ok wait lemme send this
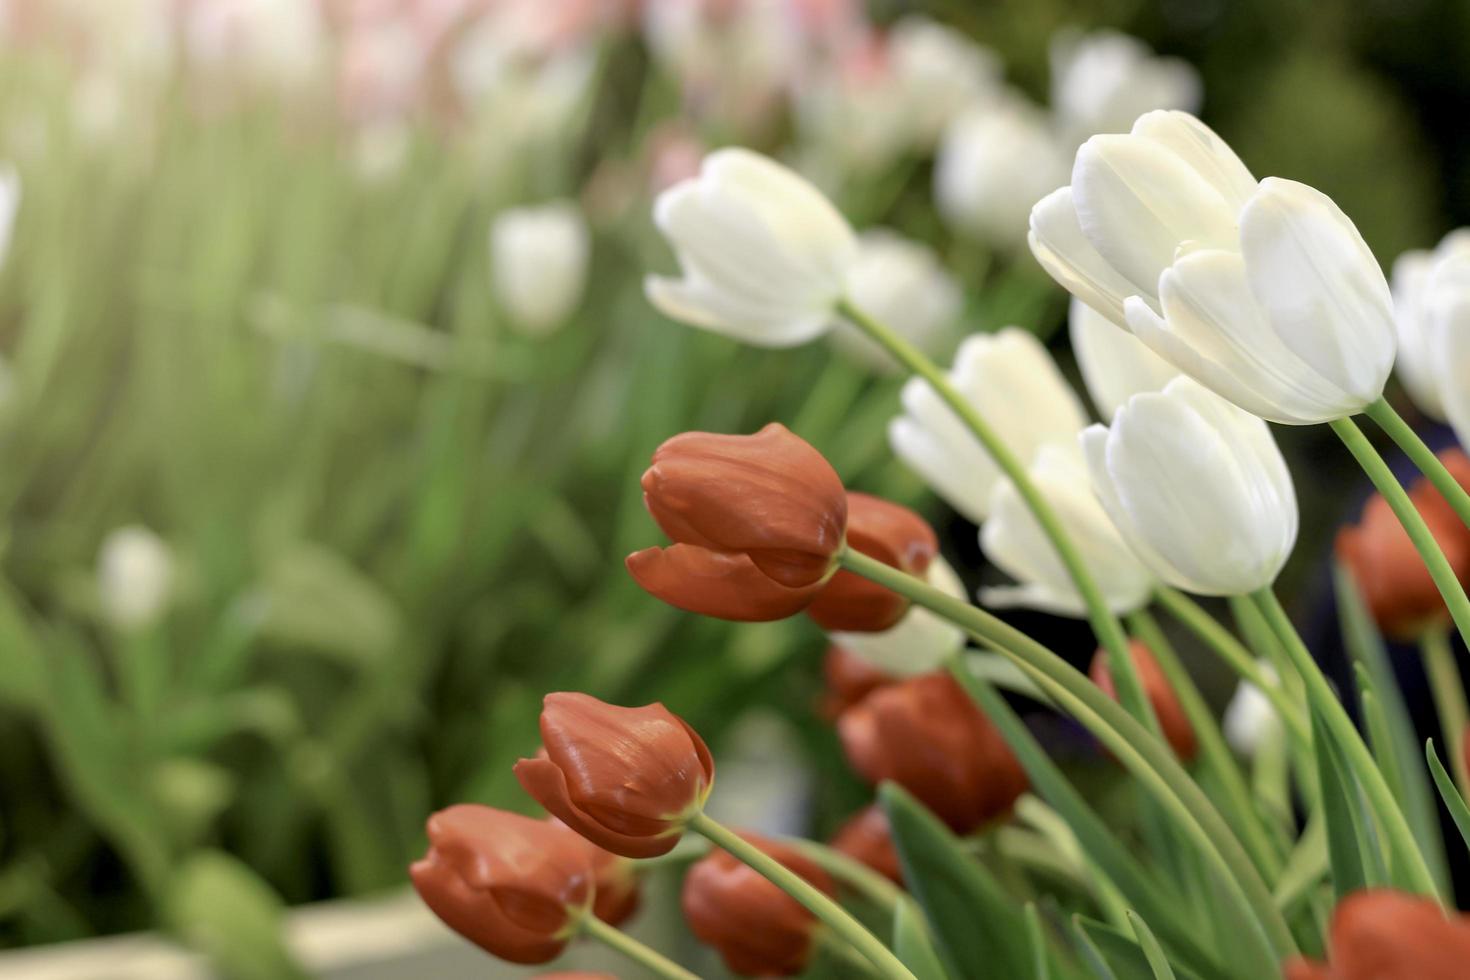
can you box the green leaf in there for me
[1068,916,1121,980]
[892,896,952,980]
[1272,814,1328,913]
[1311,707,1371,898]
[1127,911,1177,980]
[1025,902,1051,980]
[1427,740,1470,854]
[1073,916,1208,980]
[880,783,1033,980]
[165,851,308,980]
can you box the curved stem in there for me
[786,838,903,913]
[1331,416,1470,654]
[1250,588,1441,901]
[1421,627,1470,797]
[837,299,1154,735]
[1364,398,1470,529]
[840,549,1296,970]
[688,812,916,980]
[579,912,702,980]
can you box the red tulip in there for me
[1090,640,1197,762]
[1282,888,1470,979]
[837,672,1026,833]
[516,693,715,858]
[818,644,896,720]
[682,831,837,977]
[628,424,847,621]
[409,805,592,964]
[807,492,938,632]
[830,803,903,885]
[549,818,641,926]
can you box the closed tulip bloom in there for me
[97,525,174,631]
[645,148,858,347]
[1069,297,1179,419]
[890,329,1090,524]
[1082,377,1298,596]
[818,644,896,720]
[935,100,1068,249]
[550,819,642,926]
[830,803,903,884]
[410,805,592,965]
[1283,888,1470,980]
[627,423,847,621]
[1389,230,1470,422]
[887,15,1001,145]
[0,165,18,270]
[1031,111,1396,424]
[1090,641,1196,761]
[1050,30,1200,146]
[980,445,1155,617]
[1223,664,1281,756]
[831,229,961,373]
[682,831,837,977]
[515,693,715,858]
[838,672,1027,832]
[491,201,590,336]
[827,556,967,677]
[807,492,937,632]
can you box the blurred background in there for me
[0,0,1465,975]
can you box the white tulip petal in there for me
[1069,296,1180,418]
[1129,110,1256,210]
[1028,186,1146,326]
[830,556,967,676]
[1390,248,1444,419]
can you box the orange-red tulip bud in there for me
[409,805,592,965]
[818,644,896,720]
[549,818,641,926]
[830,803,904,885]
[682,831,837,977]
[807,492,938,632]
[515,693,715,859]
[1282,888,1470,979]
[628,424,847,621]
[1090,640,1197,762]
[837,672,1027,833]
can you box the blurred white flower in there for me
[890,328,1088,524]
[1082,376,1298,596]
[491,202,591,337]
[936,99,1068,249]
[887,15,1002,145]
[1050,29,1200,145]
[183,0,326,89]
[0,165,19,271]
[832,229,960,373]
[828,556,967,677]
[98,525,174,630]
[793,35,915,179]
[1031,111,1395,424]
[1390,230,1470,424]
[1223,663,1282,756]
[646,148,857,347]
[1068,296,1179,419]
[980,445,1154,617]
[642,0,800,126]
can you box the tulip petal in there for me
[410,856,567,964]
[1069,296,1180,419]
[1028,186,1145,325]
[1129,110,1256,211]
[625,545,822,621]
[513,757,678,859]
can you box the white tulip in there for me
[832,229,961,373]
[183,0,325,89]
[491,201,591,336]
[646,148,858,347]
[1082,376,1298,596]
[980,445,1155,616]
[1223,663,1282,756]
[98,525,174,630]
[1069,296,1179,418]
[0,165,18,270]
[1031,111,1396,424]
[890,328,1089,524]
[828,556,967,676]
[1390,230,1470,425]
[1050,30,1200,146]
[936,99,1068,249]
[887,16,1002,144]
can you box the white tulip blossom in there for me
[98,525,174,630]
[828,556,967,677]
[1050,30,1200,146]
[890,329,1089,524]
[1030,110,1396,425]
[1223,663,1282,756]
[1390,230,1470,447]
[491,201,591,337]
[646,148,858,347]
[1082,376,1298,596]
[832,229,961,373]
[1068,297,1179,419]
[0,165,19,271]
[887,16,1002,145]
[936,99,1068,249]
[980,445,1155,617]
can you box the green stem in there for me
[579,912,702,980]
[1250,588,1441,901]
[787,838,903,913]
[1421,627,1470,798]
[841,549,1296,970]
[837,299,1155,735]
[1330,416,1470,654]
[1364,398,1470,529]
[688,812,916,980]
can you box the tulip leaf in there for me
[1072,916,1208,980]
[1126,911,1177,980]
[880,782,1034,980]
[892,896,952,980]
[1068,916,1121,980]
[1272,814,1328,913]
[1311,707,1372,899]
[165,850,308,980]
[1426,740,1470,854]
[1025,902,1051,980]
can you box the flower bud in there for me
[1050,30,1200,147]
[515,693,715,858]
[819,644,896,720]
[491,201,590,337]
[682,831,837,977]
[832,229,961,374]
[1283,888,1470,979]
[550,818,641,926]
[1223,664,1282,756]
[0,165,18,271]
[826,556,967,677]
[409,805,592,965]
[1069,297,1179,419]
[837,672,1026,833]
[1390,231,1470,430]
[1090,641,1197,761]
[935,100,1068,249]
[830,804,903,884]
[98,524,174,630]
[628,423,847,621]
[807,492,937,632]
